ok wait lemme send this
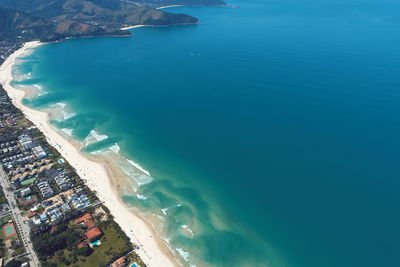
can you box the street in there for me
[0,166,40,267]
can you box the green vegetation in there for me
[0,216,21,259]
[77,246,93,257]
[32,222,84,260]
[0,186,6,204]
[44,220,134,267]
[5,259,23,267]
[20,177,36,186]
[0,215,13,233]
[0,0,216,42]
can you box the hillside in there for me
[0,0,219,29]
[0,0,226,45]
[97,7,198,27]
[0,7,53,41]
[135,0,226,8]
[0,7,128,42]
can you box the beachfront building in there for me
[18,134,33,150]
[32,145,47,159]
[85,227,103,242]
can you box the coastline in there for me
[121,22,200,31]
[0,41,180,267]
[157,4,228,9]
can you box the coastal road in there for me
[0,166,40,267]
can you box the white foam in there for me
[32,84,48,96]
[127,159,150,176]
[161,207,169,215]
[51,103,76,121]
[15,84,28,88]
[60,128,73,136]
[176,247,190,262]
[91,130,108,142]
[134,173,153,186]
[32,84,42,90]
[23,72,32,79]
[84,130,108,146]
[109,143,120,153]
[61,110,76,120]
[181,225,194,236]
[51,102,66,109]
[89,150,103,155]
[120,165,133,176]
[136,194,147,200]
[15,83,47,96]
[121,173,138,192]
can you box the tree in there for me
[77,246,93,257]
[5,259,22,267]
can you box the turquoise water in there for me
[12,0,400,266]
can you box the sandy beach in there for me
[0,41,179,267]
[121,25,148,30]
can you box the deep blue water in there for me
[13,0,400,266]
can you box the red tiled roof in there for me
[27,212,37,218]
[77,241,88,249]
[85,227,102,241]
[111,256,126,267]
[50,226,57,234]
[74,213,92,224]
[84,219,96,230]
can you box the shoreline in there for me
[0,41,180,267]
[121,22,200,31]
[157,4,228,9]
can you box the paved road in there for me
[0,166,40,267]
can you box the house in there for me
[32,145,47,159]
[77,241,88,249]
[69,193,90,209]
[111,256,127,267]
[74,213,92,224]
[54,175,71,191]
[50,226,58,234]
[27,212,37,218]
[37,181,54,198]
[84,219,96,230]
[20,187,31,197]
[85,227,103,241]
[18,135,33,150]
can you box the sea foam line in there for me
[50,102,76,121]
[109,143,120,153]
[127,159,150,176]
[120,161,153,187]
[84,129,109,146]
[176,247,191,263]
[60,128,73,136]
[181,224,194,236]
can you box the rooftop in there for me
[85,227,102,241]
[75,213,92,224]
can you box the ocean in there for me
[11,0,400,266]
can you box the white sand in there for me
[121,25,147,30]
[0,41,178,267]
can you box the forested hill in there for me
[0,0,226,42]
[0,7,127,42]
